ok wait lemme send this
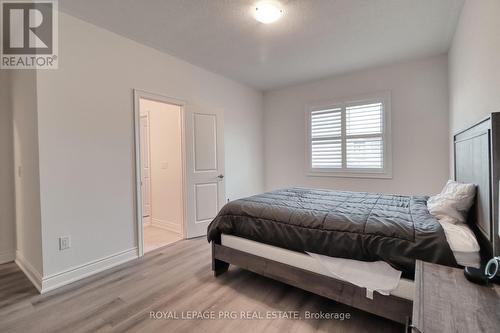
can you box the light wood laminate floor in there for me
[0,238,402,333]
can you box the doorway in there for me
[134,89,226,257]
[136,93,184,253]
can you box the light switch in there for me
[161,162,168,169]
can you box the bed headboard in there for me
[454,113,500,260]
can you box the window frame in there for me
[305,92,392,179]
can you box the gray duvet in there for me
[207,187,458,278]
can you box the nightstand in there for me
[411,260,500,332]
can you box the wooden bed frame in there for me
[454,113,500,259]
[211,113,500,325]
[212,242,412,323]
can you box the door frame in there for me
[133,89,187,257]
[139,111,152,225]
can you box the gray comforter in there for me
[207,187,458,278]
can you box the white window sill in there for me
[307,170,393,179]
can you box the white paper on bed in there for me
[307,252,402,299]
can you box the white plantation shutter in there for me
[346,103,383,135]
[309,97,389,176]
[346,102,383,169]
[310,108,342,168]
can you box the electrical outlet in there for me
[59,236,71,251]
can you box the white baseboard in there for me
[0,250,15,264]
[15,251,43,292]
[40,247,138,294]
[151,218,182,235]
[16,248,138,294]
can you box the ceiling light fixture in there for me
[254,1,284,24]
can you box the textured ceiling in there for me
[59,0,464,91]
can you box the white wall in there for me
[34,12,264,277]
[449,0,500,132]
[141,99,183,234]
[10,70,44,275]
[264,55,450,196]
[0,71,16,264]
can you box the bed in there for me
[208,113,500,324]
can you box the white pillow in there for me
[427,180,476,225]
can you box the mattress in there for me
[208,187,458,278]
[219,219,481,302]
[221,234,415,300]
[440,221,481,268]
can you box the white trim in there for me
[133,89,187,257]
[0,250,15,264]
[139,111,152,219]
[305,91,392,179]
[40,247,138,294]
[150,218,182,235]
[306,170,393,179]
[15,251,43,292]
[16,248,138,294]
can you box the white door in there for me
[140,113,152,221]
[185,107,225,238]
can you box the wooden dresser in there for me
[411,260,500,332]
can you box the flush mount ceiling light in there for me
[254,1,284,24]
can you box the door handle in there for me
[217,174,224,179]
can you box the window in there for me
[307,93,391,178]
